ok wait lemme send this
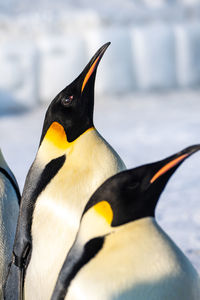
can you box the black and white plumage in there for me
[4,42,126,300]
[52,145,200,300]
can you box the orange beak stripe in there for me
[81,56,100,93]
[150,154,188,184]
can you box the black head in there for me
[84,145,200,227]
[40,42,110,144]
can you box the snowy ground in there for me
[0,90,200,272]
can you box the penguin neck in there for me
[111,217,186,265]
[115,217,167,243]
[33,125,124,221]
[37,122,95,166]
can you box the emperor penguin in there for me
[4,42,125,300]
[51,145,200,300]
[0,149,20,297]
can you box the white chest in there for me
[66,218,200,300]
[24,129,125,300]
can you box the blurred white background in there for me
[0,0,200,271]
[1,0,200,108]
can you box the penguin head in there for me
[40,42,110,145]
[77,144,200,242]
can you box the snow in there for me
[131,24,176,90]
[0,90,200,272]
[0,41,39,108]
[38,36,86,102]
[1,3,200,107]
[175,22,200,87]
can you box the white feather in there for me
[24,128,125,300]
[66,217,200,300]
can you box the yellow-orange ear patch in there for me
[81,56,100,93]
[150,154,188,184]
[44,122,69,149]
[94,201,113,224]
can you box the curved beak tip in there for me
[99,42,111,55]
[184,144,200,156]
[94,41,111,63]
[103,41,111,48]
[80,42,111,93]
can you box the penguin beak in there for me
[80,42,111,94]
[150,144,200,184]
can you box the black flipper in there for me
[51,237,104,300]
[4,155,66,299]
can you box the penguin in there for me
[51,145,200,300]
[4,42,126,300]
[0,149,20,297]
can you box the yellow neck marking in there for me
[44,122,93,149]
[94,201,113,225]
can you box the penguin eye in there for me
[61,96,73,107]
[126,182,139,190]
